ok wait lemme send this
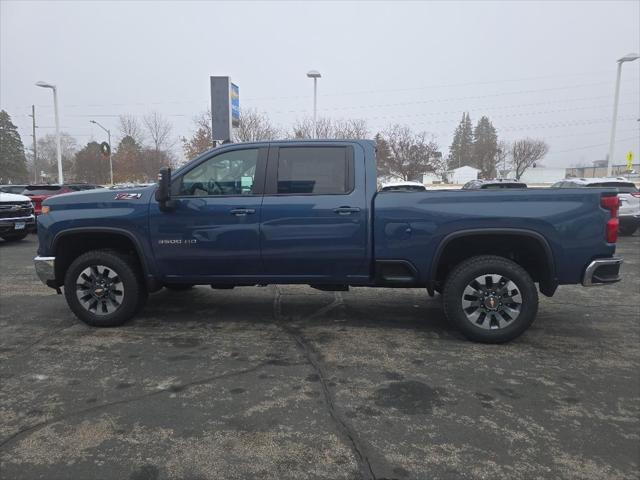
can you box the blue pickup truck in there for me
[34,140,623,343]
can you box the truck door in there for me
[260,144,368,280]
[149,146,267,280]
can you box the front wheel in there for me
[443,255,538,343]
[64,250,147,327]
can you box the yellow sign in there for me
[627,151,634,169]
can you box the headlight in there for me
[41,205,51,214]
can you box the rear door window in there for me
[276,147,352,195]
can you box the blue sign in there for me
[231,83,240,127]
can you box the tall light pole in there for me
[90,120,113,185]
[306,70,321,138]
[28,105,38,183]
[35,81,63,184]
[607,53,639,177]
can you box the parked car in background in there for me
[462,179,528,189]
[0,191,35,242]
[0,185,28,194]
[21,185,75,216]
[552,177,640,236]
[67,184,104,191]
[379,181,427,192]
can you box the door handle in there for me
[333,206,361,215]
[230,208,256,216]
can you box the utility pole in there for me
[28,105,37,183]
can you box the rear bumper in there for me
[582,257,623,286]
[34,256,56,286]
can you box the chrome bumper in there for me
[34,256,56,284]
[582,257,623,286]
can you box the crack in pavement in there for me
[1,321,77,360]
[0,361,275,451]
[272,286,378,480]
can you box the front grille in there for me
[0,202,34,219]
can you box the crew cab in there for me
[34,140,624,343]
[0,191,35,241]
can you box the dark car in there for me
[462,179,528,189]
[0,185,28,194]
[67,184,104,191]
[21,185,75,216]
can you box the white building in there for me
[447,166,480,184]
[422,172,443,184]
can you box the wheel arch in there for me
[430,228,558,297]
[52,227,160,291]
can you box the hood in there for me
[43,184,155,208]
[0,192,31,203]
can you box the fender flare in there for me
[52,227,160,290]
[430,228,558,296]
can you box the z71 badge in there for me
[115,193,142,200]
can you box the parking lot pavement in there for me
[0,235,638,480]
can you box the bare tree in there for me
[117,114,145,145]
[333,119,369,139]
[182,110,213,160]
[380,124,440,181]
[496,140,510,177]
[143,111,174,151]
[233,109,281,142]
[291,117,368,139]
[509,138,549,180]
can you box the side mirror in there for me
[155,167,171,207]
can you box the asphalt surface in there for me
[0,234,638,480]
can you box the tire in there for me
[443,255,538,343]
[164,284,194,291]
[618,222,638,236]
[2,232,28,242]
[64,250,147,327]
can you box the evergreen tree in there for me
[471,116,498,178]
[113,135,142,182]
[74,141,110,184]
[374,132,392,178]
[447,112,473,170]
[0,110,29,183]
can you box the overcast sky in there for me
[1,0,639,168]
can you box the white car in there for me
[552,177,640,236]
[379,181,427,192]
[0,192,36,242]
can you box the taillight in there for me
[601,195,620,243]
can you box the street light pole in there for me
[29,105,37,183]
[35,81,63,184]
[306,70,321,138]
[90,120,113,185]
[607,53,639,177]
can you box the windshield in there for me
[481,183,527,189]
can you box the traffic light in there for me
[100,141,111,158]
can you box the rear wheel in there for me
[64,250,146,327]
[443,255,538,343]
[2,232,28,242]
